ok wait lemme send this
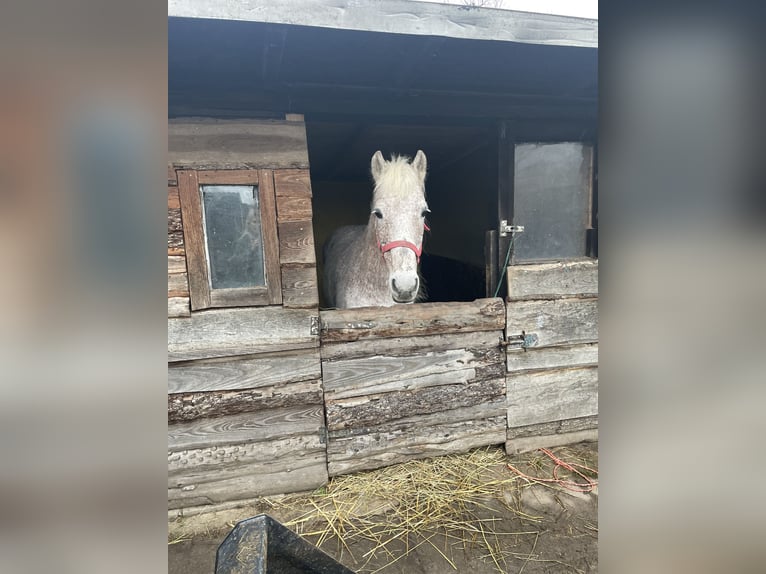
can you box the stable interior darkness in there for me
[307,119,498,304]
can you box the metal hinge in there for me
[499,220,525,237]
[500,331,538,351]
[310,316,320,336]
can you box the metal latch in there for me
[499,220,524,237]
[310,316,320,336]
[500,331,538,351]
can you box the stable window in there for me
[178,169,282,310]
[509,142,594,263]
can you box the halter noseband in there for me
[379,240,423,262]
[377,223,429,263]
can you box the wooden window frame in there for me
[177,169,282,310]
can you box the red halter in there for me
[377,223,430,263]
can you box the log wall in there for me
[320,298,507,476]
[167,117,326,511]
[505,259,598,453]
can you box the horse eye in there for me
[373,209,383,219]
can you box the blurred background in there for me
[0,1,764,573]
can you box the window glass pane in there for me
[201,185,265,289]
[512,143,592,262]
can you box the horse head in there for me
[370,150,429,304]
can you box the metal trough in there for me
[215,514,355,574]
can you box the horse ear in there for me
[371,151,385,181]
[413,150,427,180]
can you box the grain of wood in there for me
[320,330,502,361]
[167,272,189,298]
[327,416,507,476]
[281,265,319,308]
[168,297,191,318]
[278,220,316,265]
[168,379,323,422]
[168,406,325,452]
[258,169,283,304]
[168,350,321,393]
[507,414,598,438]
[506,297,597,347]
[322,346,504,398]
[326,378,506,431]
[507,366,598,427]
[168,306,318,362]
[169,453,327,507]
[168,187,180,209]
[168,120,310,168]
[277,195,313,222]
[273,169,312,197]
[177,170,211,309]
[196,170,259,184]
[168,433,324,476]
[329,398,507,439]
[168,255,187,275]
[320,298,506,343]
[507,342,598,372]
[167,208,184,252]
[507,259,598,300]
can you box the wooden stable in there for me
[167,0,598,516]
[166,120,598,513]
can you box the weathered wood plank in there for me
[168,307,318,362]
[327,416,507,476]
[278,220,316,265]
[506,298,597,347]
[320,298,506,343]
[507,343,598,372]
[168,255,187,275]
[168,207,184,252]
[274,169,313,197]
[506,415,598,454]
[168,187,180,209]
[168,120,309,169]
[169,433,324,477]
[168,297,191,318]
[168,272,189,298]
[168,406,325,452]
[197,170,259,185]
[168,0,598,48]
[329,397,507,439]
[168,379,323,423]
[281,265,319,308]
[169,442,326,507]
[507,259,598,300]
[326,378,505,432]
[277,195,313,222]
[323,346,504,399]
[259,169,283,304]
[507,366,598,427]
[178,170,211,309]
[169,457,327,508]
[321,330,501,361]
[168,350,322,393]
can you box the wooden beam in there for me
[168,306,318,362]
[507,259,598,300]
[320,298,505,343]
[506,298,598,347]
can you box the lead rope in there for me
[492,234,515,298]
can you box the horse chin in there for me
[391,294,417,304]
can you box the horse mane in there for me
[372,154,425,200]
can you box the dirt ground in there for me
[169,442,598,574]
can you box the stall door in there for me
[319,299,507,476]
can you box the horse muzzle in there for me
[391,275,419,303]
